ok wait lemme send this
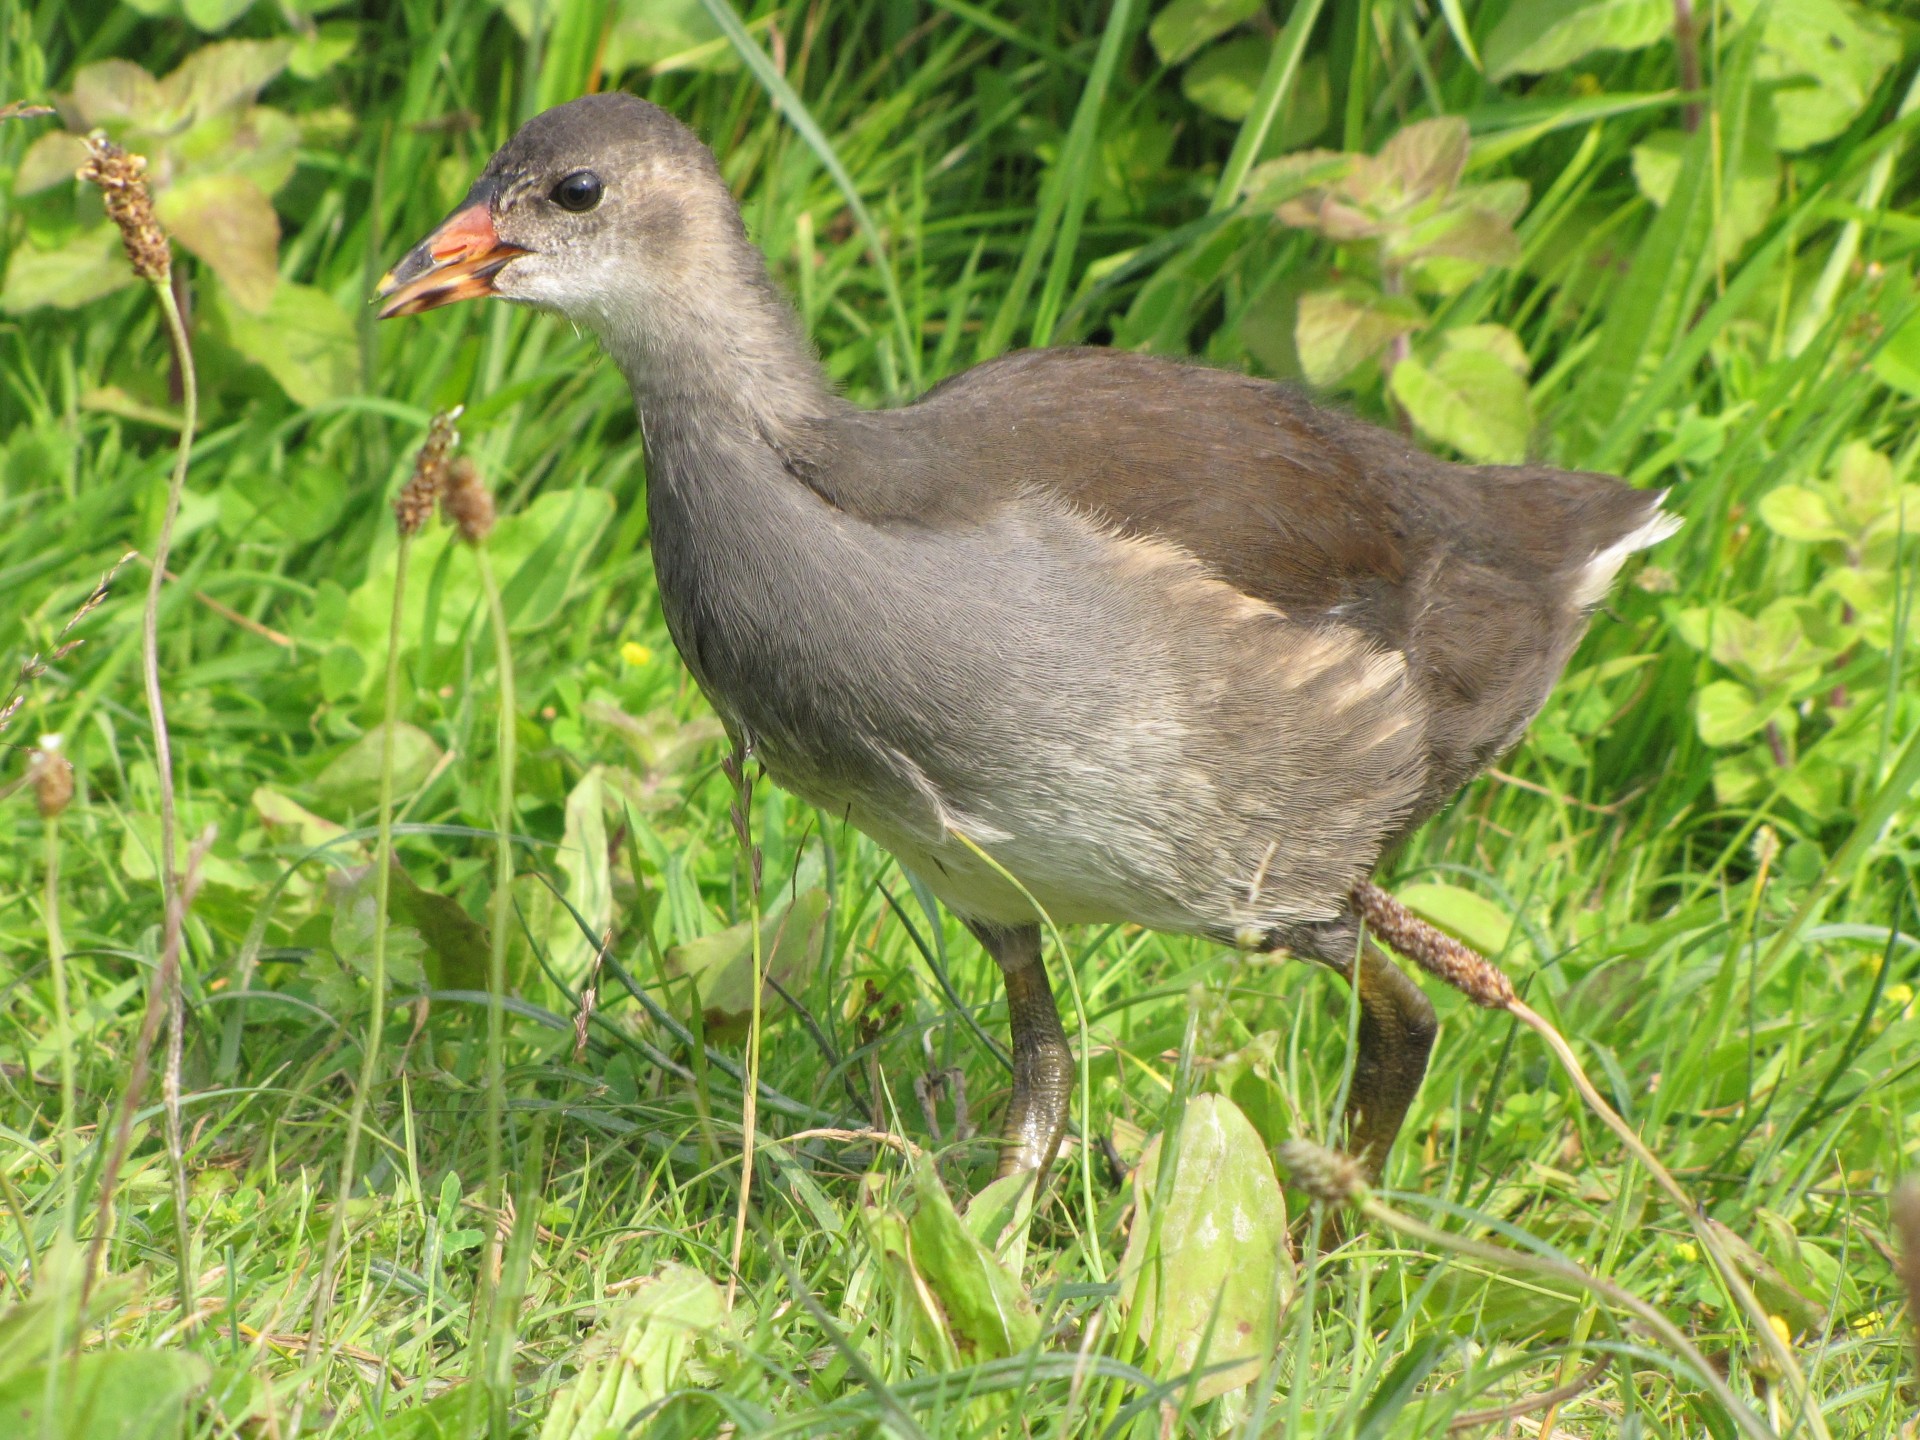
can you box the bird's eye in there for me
[551,170,603,212]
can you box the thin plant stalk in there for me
[474,546,517,1440]
[44,809,77,1233]
[76,137,199,1317]
[724,745,764,1309]
[147,240,198,1333]
[302,534,413,1375]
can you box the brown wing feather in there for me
[791,346,1670,826]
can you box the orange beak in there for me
[376,195,527,318]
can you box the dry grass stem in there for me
[0,551,135,747]
[1275,1138,1775,1440]
[1356,881,1827,1439]
[1505,996,1828,1439]
[1446,1354,1612,1433]
[723,739,764,1310]
[85,825,215,1299]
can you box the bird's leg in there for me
[967,920,1072,1180]
[1307,918,1437,1184]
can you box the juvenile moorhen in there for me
[378,94,1677,1184]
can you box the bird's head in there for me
[376,93,730,332]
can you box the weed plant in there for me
[2,1,1919,1436]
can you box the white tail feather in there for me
[1569,492,1682,609]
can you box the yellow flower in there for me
[1675,1241,1698,1263]
[621,642,653,668]
[1767,1314,1793,1348]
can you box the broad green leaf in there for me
[0,1349,209,1439]
[326,864,430,995]
[1756,485,1844,544]
[1730,0,1901,151]
[1295,285,1424,386]
[1390,344,1530,463]
[1243,147,1352,210]
[182,0,260,31]
[341,489,617,696]
[215,281,356,404]
[156,171,280,311]
[179,104,304,200]
[662,886,828,1040]
[1397,882,1518,957]
[1695,678,1777,747]
[386,861,491,992]
[537,1264,729,1440]
[1377,116,1468,204]
[252,785,353,854]
[1181,36,1267,122]
[1484,0,1670,81]
[902,1155,1040,1360]
[312,722,445,811]
[155,39,290,122]
[1443,322,1530,375]
[1149,0,1261,66]
[1205,1031,1289,1149]
[1833,441,1897,528]
[962,1169,1038,1277]
[15,131,90,194]
[289,23,359,79]
[600,0,729,76]
[1119,1094,1292,1403]
[0,226,134,313]
[1870,310,1920,397]
[1631,126,1778,265]
[66,58,165,126]
[1396,202,1522,272]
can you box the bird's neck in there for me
[597,227,841,459]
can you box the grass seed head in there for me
[395,406,463,535]
[1355,881,1516,1009]
[441,455,496,543]
[78,134,170,283]
[1276,1139,1367,1207]
[30,745,73,819]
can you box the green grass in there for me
[3,0,1919,1435]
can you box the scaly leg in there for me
[1305,916,1438,1184]
[967,920,1072,1179]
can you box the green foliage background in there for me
[2,0,1919,1434]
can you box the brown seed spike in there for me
[78,135,170,283]
[1275,1139,1367,1207]
[31,749,74,819]
[1353,880,1516,1009]
[394,406,463,535]
[441,455,496,543]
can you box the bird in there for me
[377,92,1678,1186]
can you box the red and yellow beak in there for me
[376,192,527,318]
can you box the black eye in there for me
[551,170,603,212]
